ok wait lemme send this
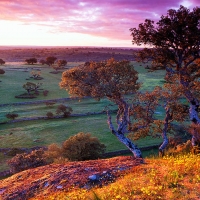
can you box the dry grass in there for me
[43,154,200,200]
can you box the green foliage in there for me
[62,132,106,161]
[7,149,46,174]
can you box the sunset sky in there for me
[0,0,199,47]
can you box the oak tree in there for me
[0,59,5,65]
[6,113,19,120]
[130,5,200,147]
[25,58,37,65]
[60,58,143,158]
[46,56,57,66]
[0,69,5,74]
[23,82,42,95]
[56,104,73,117]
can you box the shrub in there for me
[56,104,73,117]
[39,59,46,65]
[43,90,49,96]
[46,112,54,119]
[43,143,68,164]
[6,113,19,120]
[25,58,37,65]
[0,69,5,74]
[61,132,106,161]
[7,149,46,174]
[0,59,5,65]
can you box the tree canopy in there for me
[25,58,37,65]
[60,58,139,100]
[130,5,200,147]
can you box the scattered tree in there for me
[56,104,73,117]
[130,5,200,147]
[57,59,67,67]
[6,113,19,120]
[39,59,46,65]
[46,56,57,66]
[46,111,54,119]
[25,58,37,65]
[0,59,5,65]
[23,82,42,95]
[0,69,5,74]
[30,71,42,79]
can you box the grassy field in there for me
[0,61,165,162]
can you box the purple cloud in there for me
[0,0,198,42]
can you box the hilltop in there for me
[1,154,200,200]
[0,156,142,200]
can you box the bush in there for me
[0,68,5,74]
[56,104,73,117]
[7,149,46,174]
[0,59,5,65]
[6,113,19,120]
[61,132,106,161]
[43,90,49,96]
[46,112,54,119]
[165,140,193,156]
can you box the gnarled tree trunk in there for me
[107,98,143,159]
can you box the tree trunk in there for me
[112,129,142,158]
[159,107,170,157]
[180,77,200,146]
[106,99,143,159]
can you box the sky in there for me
[0,0,200,47]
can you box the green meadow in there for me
[0,61,165,152]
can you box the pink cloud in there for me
[0,0,198,41]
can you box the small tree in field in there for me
[60,58,143,158]
[0,59,5,65]
[30,71,42,79]
[39,59,46,65]
[46,112,54,119]
[46,56,57,66]
[6,113,19,120]
[56,104,73,117]
[23,82,42,95]
[130,5,200,147]
[0,69,5,74]
[25,58,37,65]
[61,132,106,161]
